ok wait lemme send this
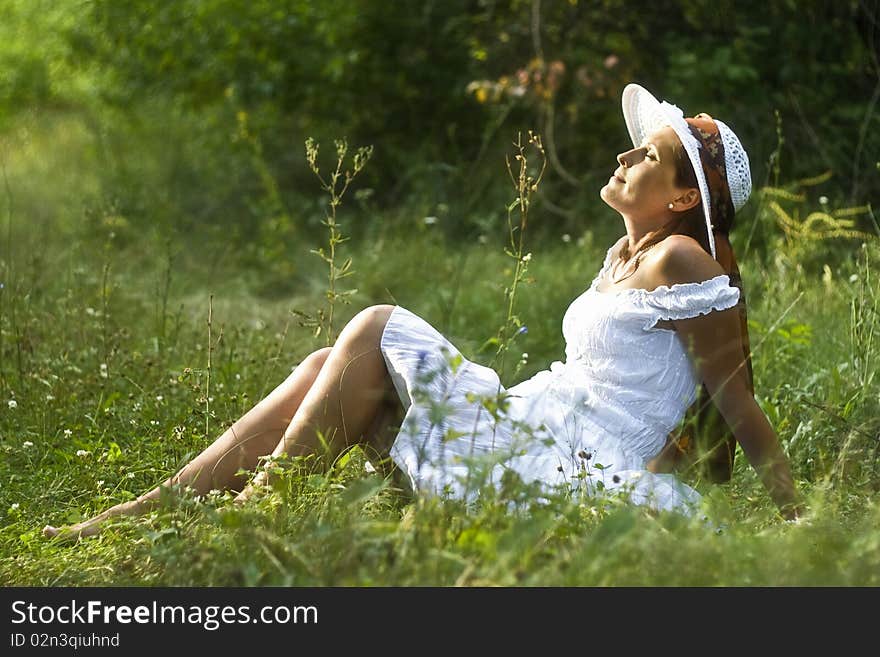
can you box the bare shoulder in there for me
[652,234,725,286]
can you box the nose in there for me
[617,147,644,168]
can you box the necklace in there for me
[608,241,659,284]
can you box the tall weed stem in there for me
[304,138,373,345]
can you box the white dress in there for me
[379,243,740,515]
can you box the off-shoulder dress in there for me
[379,243,740,514]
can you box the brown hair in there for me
[614,136,712,281]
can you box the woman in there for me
[43,84,802,541]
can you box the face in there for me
[600,126,697,220]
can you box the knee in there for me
[333,304,395,349]
[351,304,396,334]
[299,346,333,372]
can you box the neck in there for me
[620,211,671,253]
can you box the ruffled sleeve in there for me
[636,274,740,331]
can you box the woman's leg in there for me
[43,346,334,540]
[235,305,400,502]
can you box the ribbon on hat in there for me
[685,113,736,234]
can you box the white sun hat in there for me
[620,83,752,261]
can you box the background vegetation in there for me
[1,0,879,585]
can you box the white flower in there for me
[126,472,136,479]
[85,307,97,316]
[208,396,214,403]
[423,216,438,225]
[364,461,377,474]
[63,429,73,437]
[849,274,859,283]
[150,420,159,426]
[45,394,55,401]
[235,373,241,380]
[7,399,17,409]
[155,395,163,402]
[129,419,137,425]
[10,503,19,510]
[561,234,571,243]
[96,480,105,487]
[819,196,829,205]
[99,363,108,378]
[522,252,532,263]
[76,449,90,458]
[22,441,33,448]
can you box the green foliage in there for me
[2,0,877,246]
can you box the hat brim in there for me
[621,84,716,260]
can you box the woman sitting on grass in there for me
[43,83,803,541]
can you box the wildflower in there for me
[156,395,163,402]
[577,450,589,460]
[522,252,532,263]
[22,441,34,448]
[423,216,438,226]
[85,307,97,316]
[849,274,859,283]
[819,196,829,205]
[612,475,621,484]
[516,326,528,336]
[127,472,136,479]
[45,394,55,401]
[99,363,108,379]
[364,461,377,474]
[150,420,159,426]
[7,400,17,409]
[76,449,90,458]
[97,480,105,487]
[561,234,571,243]
[10,503,19,510]
[235,373,241,380]
[63,429,72,437]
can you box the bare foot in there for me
[232,469,271,505]
[42,500,143,543]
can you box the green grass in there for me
[1,116,879,586]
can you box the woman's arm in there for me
[655,239,804,520]
[673,309,802,519]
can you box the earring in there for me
[667,203,674,210]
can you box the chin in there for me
[599,184,616,209]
